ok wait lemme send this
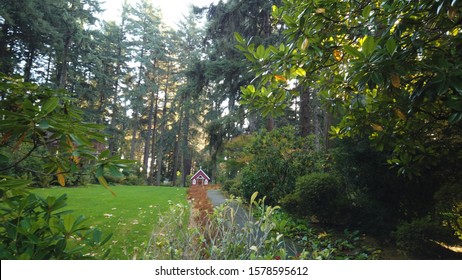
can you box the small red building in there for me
[191,168,211,186]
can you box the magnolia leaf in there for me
[391,74,401,88]
[301,38,309,50]
[42,97,59,115]
[333,49,342,61]
[370,123,384,131]
[256,45,265,59]
[362,5,372,18]
[97,176,116,196]
[448,7,458,22]
[361,36,376,56]
[250,191,259,205]
[38,120,50,129]
[395,109,406,121]
[63,214,74,233]
[274,75,287,82]
[233,32,244,44]
[385,39,397,55]
[57,168,65,187]
[294,68,306,77]
[344,45,362,58]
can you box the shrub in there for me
[434,182,462,240]
[144,193,303,260]
[238,126,325,205]
[393,217,456,259]
[222,179,241,197]
[0,188,112,259]
[282,172,345,224]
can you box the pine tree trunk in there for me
[148,95,159,185]
[24,44,36,82]
[181,105,191,187]
[143,90,155,175]
[130,114,138,160]
[299,86,313,137]
[57,34,72,89]
[172,110,182,186]
[0,23,13,76]
[156,69,170,185]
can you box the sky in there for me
[100,0,216,28]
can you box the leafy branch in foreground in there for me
[0,75,133,259]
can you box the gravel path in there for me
[207,189,249,228]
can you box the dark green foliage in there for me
[393,217,457,259]
[329,139,407,234]
[282,172,344,224]
[434,182,462,240]
[222,179,241,197]
[0,75,135,259]
[239,126,324,205]
[0,190,112,259]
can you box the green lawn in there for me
[33,185,187,259]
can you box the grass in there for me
[32,185,187,259]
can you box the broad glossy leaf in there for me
[233,32,245,44]
[370,123,384,131]
[385,39,397,55]
[391,74,401,88]
[97,176,116,196]
[42,97,59,115]
[56,168,65,187]
[361,36,376,56]
[256,45,265,59]
[362,5,372,18]
[301,38,309,50]
[344,45,363,58]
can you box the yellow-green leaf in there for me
[315,8,326,14]
[301,38,309,50]
[57,168,65,187]
[97,176,116,196]
[250,191,259,205]
[395,109,406,121]
[294,68,306,77]
[370,123,384,131]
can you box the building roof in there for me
[191,168,210,181]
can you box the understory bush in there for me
[144,193,303,260]
[239,126,325,205]
[393,217,457,259]
[222,179,241,197]
[434,182,462,240]
[281,172,346,224]
[145,192,379,260]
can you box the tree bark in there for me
[130,113,138,160]
[172,109,182,186]
[143,90,155,174]
[57,33,72,89]
[156,65,170,185]
[24,44,36,82]
[148,94,159,185]
[299,86,313,137]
